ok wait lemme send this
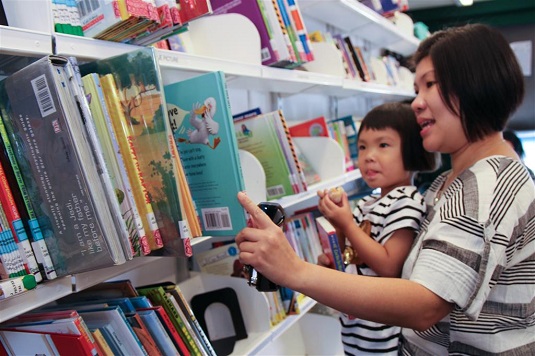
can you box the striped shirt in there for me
[341,186,426,355]
[401,156,535,355]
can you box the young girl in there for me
[317,102,438,355]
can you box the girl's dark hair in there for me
[359,102,439,172]
[411,23,525,142]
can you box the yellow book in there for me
[100,74,161,253]
[91,328,114,356]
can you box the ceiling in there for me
[405,0,535,32]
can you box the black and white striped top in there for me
[401,156,535,355]
[341,186,426,355]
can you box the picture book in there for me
[288,116,330,138]
[257,0,293,67]
[234,111,295,200]
[81,47,194,257]
[164,71,247,237]
[315,216,344,272]
[194,242,243,277]
[0,55,125,276]
[331,115,360,169]
[125,313,162,355]
[178,0,213,24]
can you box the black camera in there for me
[244,202,285,292]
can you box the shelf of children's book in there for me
[299,0,419,56]
[276,169,363,216]
[0,25,52,57]
[0,276,72,323]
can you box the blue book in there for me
[165,71,247,237]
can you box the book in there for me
[82,72,147,257]
[0,55,126,276]
[0,275,37,300]
[125,312,162,356]
[257,0,293,67]
[164,71,247,237]
[234,111,295,200]
[137,308,181,355]
[0,328,97,356]
[81,47,195,257]
[315,216,344,272]
[0,157,42,282]
[282,0,314,62]
[178,0,213,24]
[78,306,148,356]
[0,110,57,280]
[137,306,190,356]
[0,203,26,278]
[137,285,201,356]
[0,309,98,355]
[91,328,114,356]
[161,283,217,356]
[67,57,133,261]
[331,115,360,169]
[288,116,330,138]
[344,37,371,82]
[210,0,280,67]
[194,242,243,277]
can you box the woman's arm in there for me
[236,192,453,331]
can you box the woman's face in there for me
[411,56,468,154]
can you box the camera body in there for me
[244,202,285,292]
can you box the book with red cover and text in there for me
[315,216,344,272]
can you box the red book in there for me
[315,216,345,272]
[289,116,330,138]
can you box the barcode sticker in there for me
[202,207,232,231]
[31,74,56,117]
[267,185,285,198]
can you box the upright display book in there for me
[234,111,295,200]
[0,55,126,276]
[164,71,247,237]
[289,116,330,137]
[81,47,194,257]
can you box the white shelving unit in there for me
[0,0,418,353]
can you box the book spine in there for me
[0,159,42,282]
[99,74,158,255]
[168,287,216,356]
[284,0,314,62]
[0,112,57,280]
[277,110,307,192]
[138,288,201,355]
[0,207,26,277]
[270,0,297,64]
[276,0,304,64]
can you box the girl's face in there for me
[411,56,468,154]
[357,127,412,196]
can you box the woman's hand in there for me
[235,192,304,288]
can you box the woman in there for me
[235,23,534,354]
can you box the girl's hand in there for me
[317,189,353,232]
[235,192,304,288]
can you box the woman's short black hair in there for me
[411,23,525,142]
[359,102,439,172]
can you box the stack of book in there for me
[52,0,213,46]
[0,280,217,355]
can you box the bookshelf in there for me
[0,0,417,354]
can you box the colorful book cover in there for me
[0,55,125,276]
[332,115,360,169]
[288,116,329,138]
[234,111,295,200]
[164,71,247,237]
[315,216,344,272]
[81,47,193,257]
[211,0,279,66]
